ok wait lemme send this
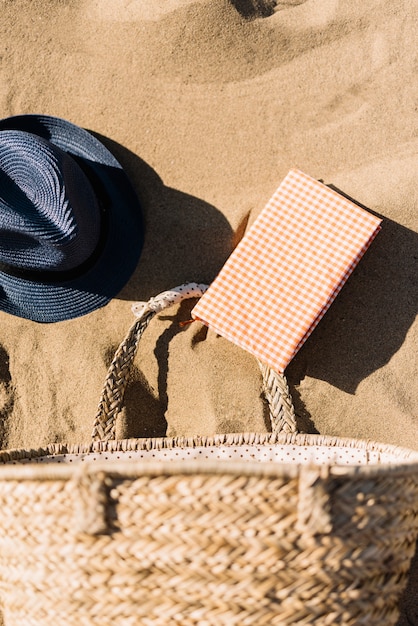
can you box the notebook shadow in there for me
[286,189,418,395]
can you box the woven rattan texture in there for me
[0,288,417,625]
[0,448,417,625]
[91,286,298,442]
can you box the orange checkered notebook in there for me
[191,169,382,373]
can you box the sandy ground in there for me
[0,0,417,622]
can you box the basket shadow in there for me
[396,539,418,625]
[286,189,418,395]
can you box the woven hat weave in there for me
[0,114,144,323]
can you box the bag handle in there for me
[91,283,298,442]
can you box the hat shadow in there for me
[286,188,418,395]
[90,132,236,437]
[91,133,234,301]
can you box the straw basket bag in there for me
[0,283,417,626]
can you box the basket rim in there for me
[0,432,418,481]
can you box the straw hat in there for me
[0,114,144,323]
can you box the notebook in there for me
[191,169,382,373]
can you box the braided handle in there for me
[91,283,298,442]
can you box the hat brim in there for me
[0,114,144,323]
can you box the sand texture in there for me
[0,0,417,622]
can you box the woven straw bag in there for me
[0,283,418,626]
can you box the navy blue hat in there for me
[0,114,144,323]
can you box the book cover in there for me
[191,169,382,373]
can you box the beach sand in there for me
[0,0,417,622]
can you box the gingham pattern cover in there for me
[191,169,382,373]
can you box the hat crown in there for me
[0,130,101,273]
[0,113,143,323]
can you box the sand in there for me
[0,0,417,622]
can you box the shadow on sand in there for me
[286,188,418,395]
